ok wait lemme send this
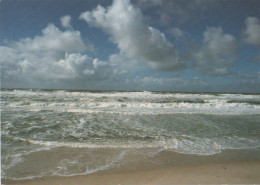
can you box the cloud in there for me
[126,76,209,92]
[244,17,260,46]
[156,0,217,26]
[61,15,72,30]
[79,0,239,76]
[222,71,260,93]
[188,27,237,76]
[79,0,184,71]
[53,53,111,80]
[15,23,88,54]
[243,17,260,63]
[168,27,184,39]
[0,23,116,88]
[133,0,163,7]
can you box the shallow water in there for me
[1,89,260,180]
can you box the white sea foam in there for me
[3,149,127,180]
[2,146,52,168]
[53,150,127,177]
[2,89,259,115]
[4,100,260,115]
[2,89,260,180]
[12,136,223,156]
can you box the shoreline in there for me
[3,149,260,185]
[3,160,260,184]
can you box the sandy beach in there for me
[3,160,260,185]
[3,149,260,185]
[2,90,260,184]
[2,0,260,182]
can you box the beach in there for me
[2,0,260,183]
[2,89,260,184]
[3,149,260,184]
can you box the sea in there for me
[1,88,260,180]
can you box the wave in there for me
[2,89,260,181]
[12,133,260,154]
[227,99,260,105]
[2,146,127,181]
[3,99,260,115]
[8,136,227,156]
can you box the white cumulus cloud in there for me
[61,15,73,29]
[188,27,237,76]
[79,0,184,71]
[15,23,88,54]
[0,23,116,87]
[244,16,260,46]
[168,27,184,39]
[243,16,260,63]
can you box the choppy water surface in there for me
[1,89,260,180]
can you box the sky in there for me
[1,0,260,92]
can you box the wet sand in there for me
[3,149,260,185]
[3,160,260,184]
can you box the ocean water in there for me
[1,88,260,180]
